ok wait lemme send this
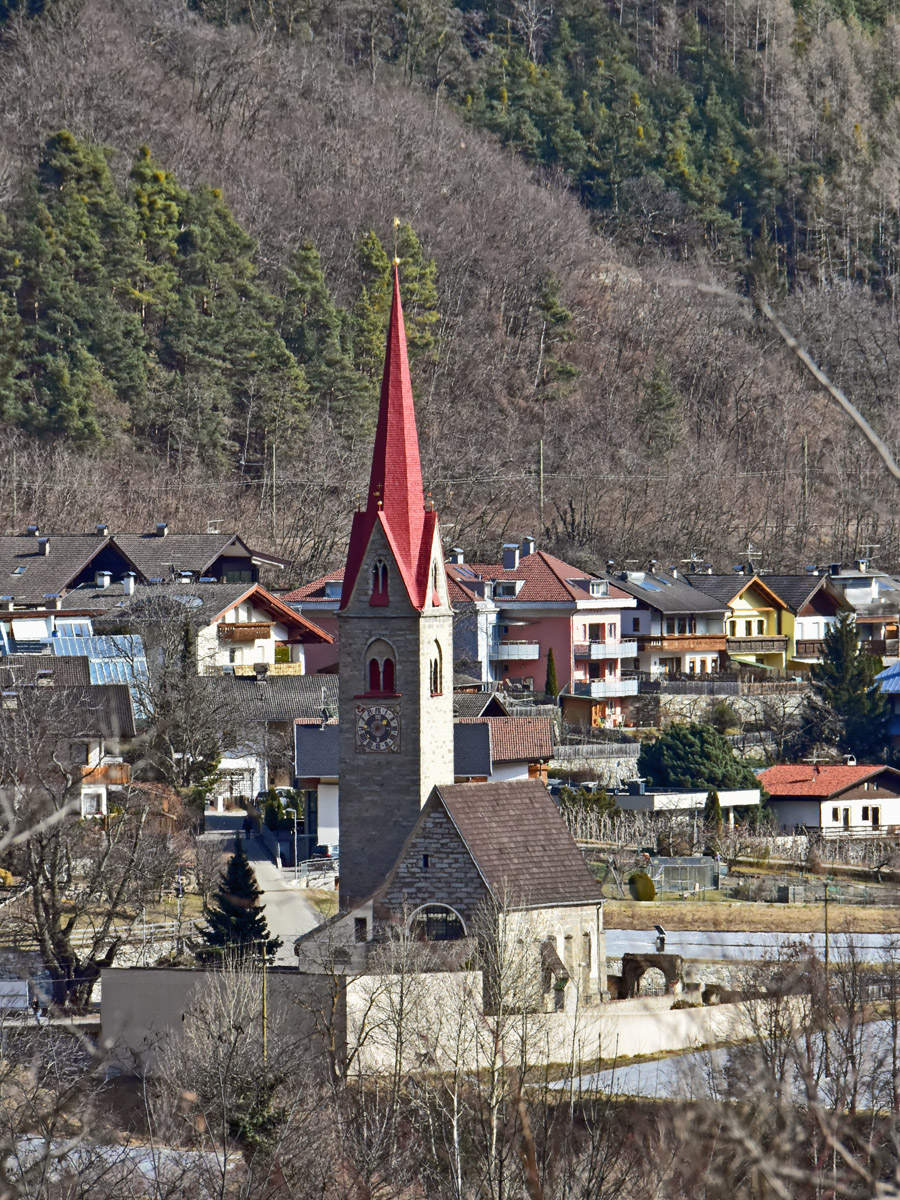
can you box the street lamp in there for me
[285,807,298,884]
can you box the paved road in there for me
[203,811,322,964]
[606,928,900,962]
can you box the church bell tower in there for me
[337,266,455,909]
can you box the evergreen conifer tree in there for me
[198,844,282,962]
[804,612,889,760]
[637,722,759,790]
[545,646,559,697]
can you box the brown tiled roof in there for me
[0,655,92,688]
[114,532,288,577]
[457,716,553,763]
[282,569,344,603]
[433,780,602,908]
[760,763,900,798]
[449,551,632,605]
[452,692,510,718]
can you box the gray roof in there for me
[761,575,848,614]
[295,722,340,777]
[0,534,133,604]
[684,574,760,605]
[0,654,93,688]
[453,723,492,777]
[68,581,254,624]
[206,674,339,725]
[113,532,266,579]
[431,781,603,908]
[605,571,729,614]
[451,691,511,718]
[2,683,136,739]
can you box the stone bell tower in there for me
[337,265,454,909]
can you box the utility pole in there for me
[538,439,544,526]
[271,442,277,544]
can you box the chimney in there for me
[447,548,465,565]
[36,670,53,688]
[253,662,269,684]
[123,572,135,597]
[502,543,520,570]
[38,537,50,556]
[830,562,841,576]
[156,522,168,538]
[671,568,678,578]
[95,571,111,589]
[649,558,658,572]
[179,571,194,583]
[43,594,62,610]
[856,559,868,573]
[520,535,535,558]
[26,525,39,537]
[0,595,13,611]
[95,522,109,537]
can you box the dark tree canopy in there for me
[198,844,281,962]
[637,723,761,791]
[803,613,889,761]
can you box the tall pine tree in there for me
[198,844,282,962]
[804,612,889,760]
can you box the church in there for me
[298,265,607,1011]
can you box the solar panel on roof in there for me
[636,579,661,591]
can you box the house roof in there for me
[113,532,289,576]
[605,570,729,615]
[759,575,849,614]
[759,763,900,798]
[452,691,510,718]
[877,661,900,693]
[342,269,435,611]
[65,582,331,642]
[0,654,93,688]
[449,551,633,606]
[0,534,138,604]
[206,673,340,725]
[457,716,553,763]
[13,683,137,739]
[429,780,603,907]
[283,569,344,604]
[688,574,790,610]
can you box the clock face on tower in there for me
[355,704,401,753]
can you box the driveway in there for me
[203,810,322,964]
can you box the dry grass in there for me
[305,888,339,920]
[604,900,900,934]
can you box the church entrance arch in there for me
[621,953,683,998]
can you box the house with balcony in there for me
[686,574,791,670]
[760,763,900,835]
[445,540,637,724]
[816,561,900,660]
[761,574,852,667]
[604,568,729,677]
[60,579,331,677]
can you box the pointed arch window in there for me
[365,638,397,695]
[432,560,441,606]
[430,640,443,696]
[370,559,389,607]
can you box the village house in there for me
[686,573,792,671]
[0,525,288,609]
[817,561,900,659]
[603,568,730,678]
[760,573,852,668]
[759,762,900,835]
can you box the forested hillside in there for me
[1,0,899,583]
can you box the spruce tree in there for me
[637,722,760,790]
[804,612,889,760]
[198,844,282,962]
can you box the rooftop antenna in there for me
[680,549,706,574]
[207,518,222,534]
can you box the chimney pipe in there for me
[123,573,135,597]
[502,544,520,571]
[0,595,14,611]
[26,525,39,537]
[38,538,50,556]
[448,547,465,565]
[95,522,109,537]
[95,571,111,589]
[156,522,168,538]
[253,662,269,684]
[520,536,535,558]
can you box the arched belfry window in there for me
[432,560,441,606]
[370,559,389,606]
[430,640,443,696]
[365,638,397,695]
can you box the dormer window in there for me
[370,559,389,606]
[495,580,524,598]
[589,580,607,597]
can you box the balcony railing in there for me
[637,634,726,653]
[794,639,826,657]
[570,679,639,698]
[489,640,541,661]
[725,635,788,655]
[82,760,131,785]
[218,622,272,643]
[573,639,638,659]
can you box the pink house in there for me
[282,569,343,674]
[446,542,637,725]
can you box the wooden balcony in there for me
[218,622,272,643]
[726,635,788,655]
[636,634,726,654]
[82,761,131,785]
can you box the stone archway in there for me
[622,953,684,998]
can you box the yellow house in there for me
[691,575,791,670]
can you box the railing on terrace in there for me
[573,640,638,659]
[570,679,639,698]
[725,635,789,654]
[488,640,541,661]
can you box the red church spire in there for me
[341,265,435,609]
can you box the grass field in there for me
[604,900,900,934]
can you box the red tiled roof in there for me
[448,551,632,605]
[759,763,899,797]
[341,268,435,610]
[457,716,554,763]
[283,569,344,603]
